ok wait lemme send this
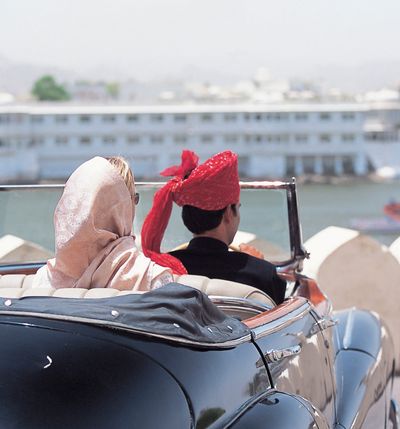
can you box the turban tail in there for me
[141,181,188,274]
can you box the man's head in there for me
[182,203,240,245]
[174,150,241,245]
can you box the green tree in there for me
[106,82,119,99]
[32,75,70,101]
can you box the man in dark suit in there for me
[169,203,286,305]
[141,150,286,305]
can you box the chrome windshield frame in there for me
[0,179,307,272]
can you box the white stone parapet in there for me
[302,226,400,370]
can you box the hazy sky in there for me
[2,0,400,84]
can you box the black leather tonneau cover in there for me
[0,283,250,346]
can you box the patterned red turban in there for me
[141,150,240,274]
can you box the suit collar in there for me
[187,236,228,251]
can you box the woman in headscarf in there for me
[34,156,173,290]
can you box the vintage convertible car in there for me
[0,180,398,429]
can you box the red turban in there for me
[141,150,240,274]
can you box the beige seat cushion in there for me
[0,274,148,299]
[22,288,55,297]
[0,288,25,298]
[0,273,276,307]
[0,274,26,289]
[174,274,275,307]
[53,288,90,299]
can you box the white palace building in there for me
[0,101,400,182]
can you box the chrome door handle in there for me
[316,317,338,330]
[265,345,302,363]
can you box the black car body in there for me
[0,181,397,429]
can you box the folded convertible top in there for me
[0,283,250,347]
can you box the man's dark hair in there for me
[182,204,237,234]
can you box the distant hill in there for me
[0,54,78,97]
[1,53,399,98]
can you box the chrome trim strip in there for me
[137,181,292,189]
[0,181,292,191]
[0,310,252,349]
[0,184,64,190]
[209,296,273,312]
[239,181,291,189]
[251,301,311,340]
[0,263,44,273]
[264,344,302,363]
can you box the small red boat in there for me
[384,202,400,222]
[350,200,400,233]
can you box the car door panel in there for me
[249,297,336,427]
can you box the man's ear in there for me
[222,205,233,224]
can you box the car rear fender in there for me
[334,308,392,358]
[334,308,395,429]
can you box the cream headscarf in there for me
[41,156,172,290]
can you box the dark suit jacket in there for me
[169,236,286,305]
